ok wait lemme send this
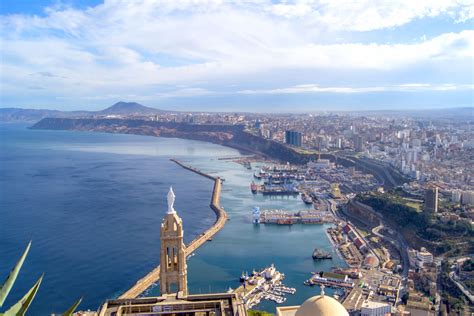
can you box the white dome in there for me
[295,294,348,316]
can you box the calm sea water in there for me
[0,123,344,315]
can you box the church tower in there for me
[160,187,188,296]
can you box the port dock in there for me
[119,159,228,298]
[233,265,296,309]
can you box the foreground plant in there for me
[0,241,83,315]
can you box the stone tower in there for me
[160,187,188,296]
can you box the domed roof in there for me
[363,254,379,268]
[295,294,348,316]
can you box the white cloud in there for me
[239,83,474,94]
[0,0,473,107]
[155,88,212,98]
[267,0,474,31]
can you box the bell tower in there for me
[160,187,188,296]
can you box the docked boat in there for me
[276,219,295,225]
[312,248,332,260]
[262,184,299,196]
[250,182,258,194]
[301,192,313,204]
[264,179,284,185]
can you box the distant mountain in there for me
[0,101,167,122]
[0,108,76,122]
[99,101,164,115]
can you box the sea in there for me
[0,123,345,315]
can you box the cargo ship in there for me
[312,248,332,260]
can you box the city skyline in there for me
[1,0,473,111]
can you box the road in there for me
[331,199,409,295]
[449,271,474,304]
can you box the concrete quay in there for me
[119,160,228,299]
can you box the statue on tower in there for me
[161,186,187,296]
[167,186,176,214]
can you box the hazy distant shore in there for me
[31,117,408,188]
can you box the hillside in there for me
[0,102,166,122]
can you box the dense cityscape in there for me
[1,1,473,316]
[4,103,471,315]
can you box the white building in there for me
[360,300,391,316]
[307,159,334,169]
[417,247,434,268]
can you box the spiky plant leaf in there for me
[2,274,43,316]
[0,241,31,307]
[62,297,82,316]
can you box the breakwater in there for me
[170,158,217,181]
[119,160,228,298]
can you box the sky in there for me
[0,0,473,112]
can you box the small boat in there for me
[250,182,258,194]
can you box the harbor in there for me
[247,161,402,312]
[232,265,296,309]
[251,160,379,196]
[124,156,348,310]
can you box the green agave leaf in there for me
[2,274,43,316]
[62,297,83,316]
[0,241,32,307]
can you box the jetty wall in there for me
[119,160,227,298]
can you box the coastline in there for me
[119,159,228,299]
[30,117,408,188]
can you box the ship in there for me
[276,219,295,225]
[262,184,299,196]
[312,248,332,260]
[301,192,313,204]
[250,182,258,194]
[262,188,299,196]
[253,169,265,179]
[264,179,285,185]
[252,207,261,224]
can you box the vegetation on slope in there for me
[356,192,473,255]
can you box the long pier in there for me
[119,159,228,299]
[170,158,218,181]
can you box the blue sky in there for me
[0,0,473,112]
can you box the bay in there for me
[0,123,344,314]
